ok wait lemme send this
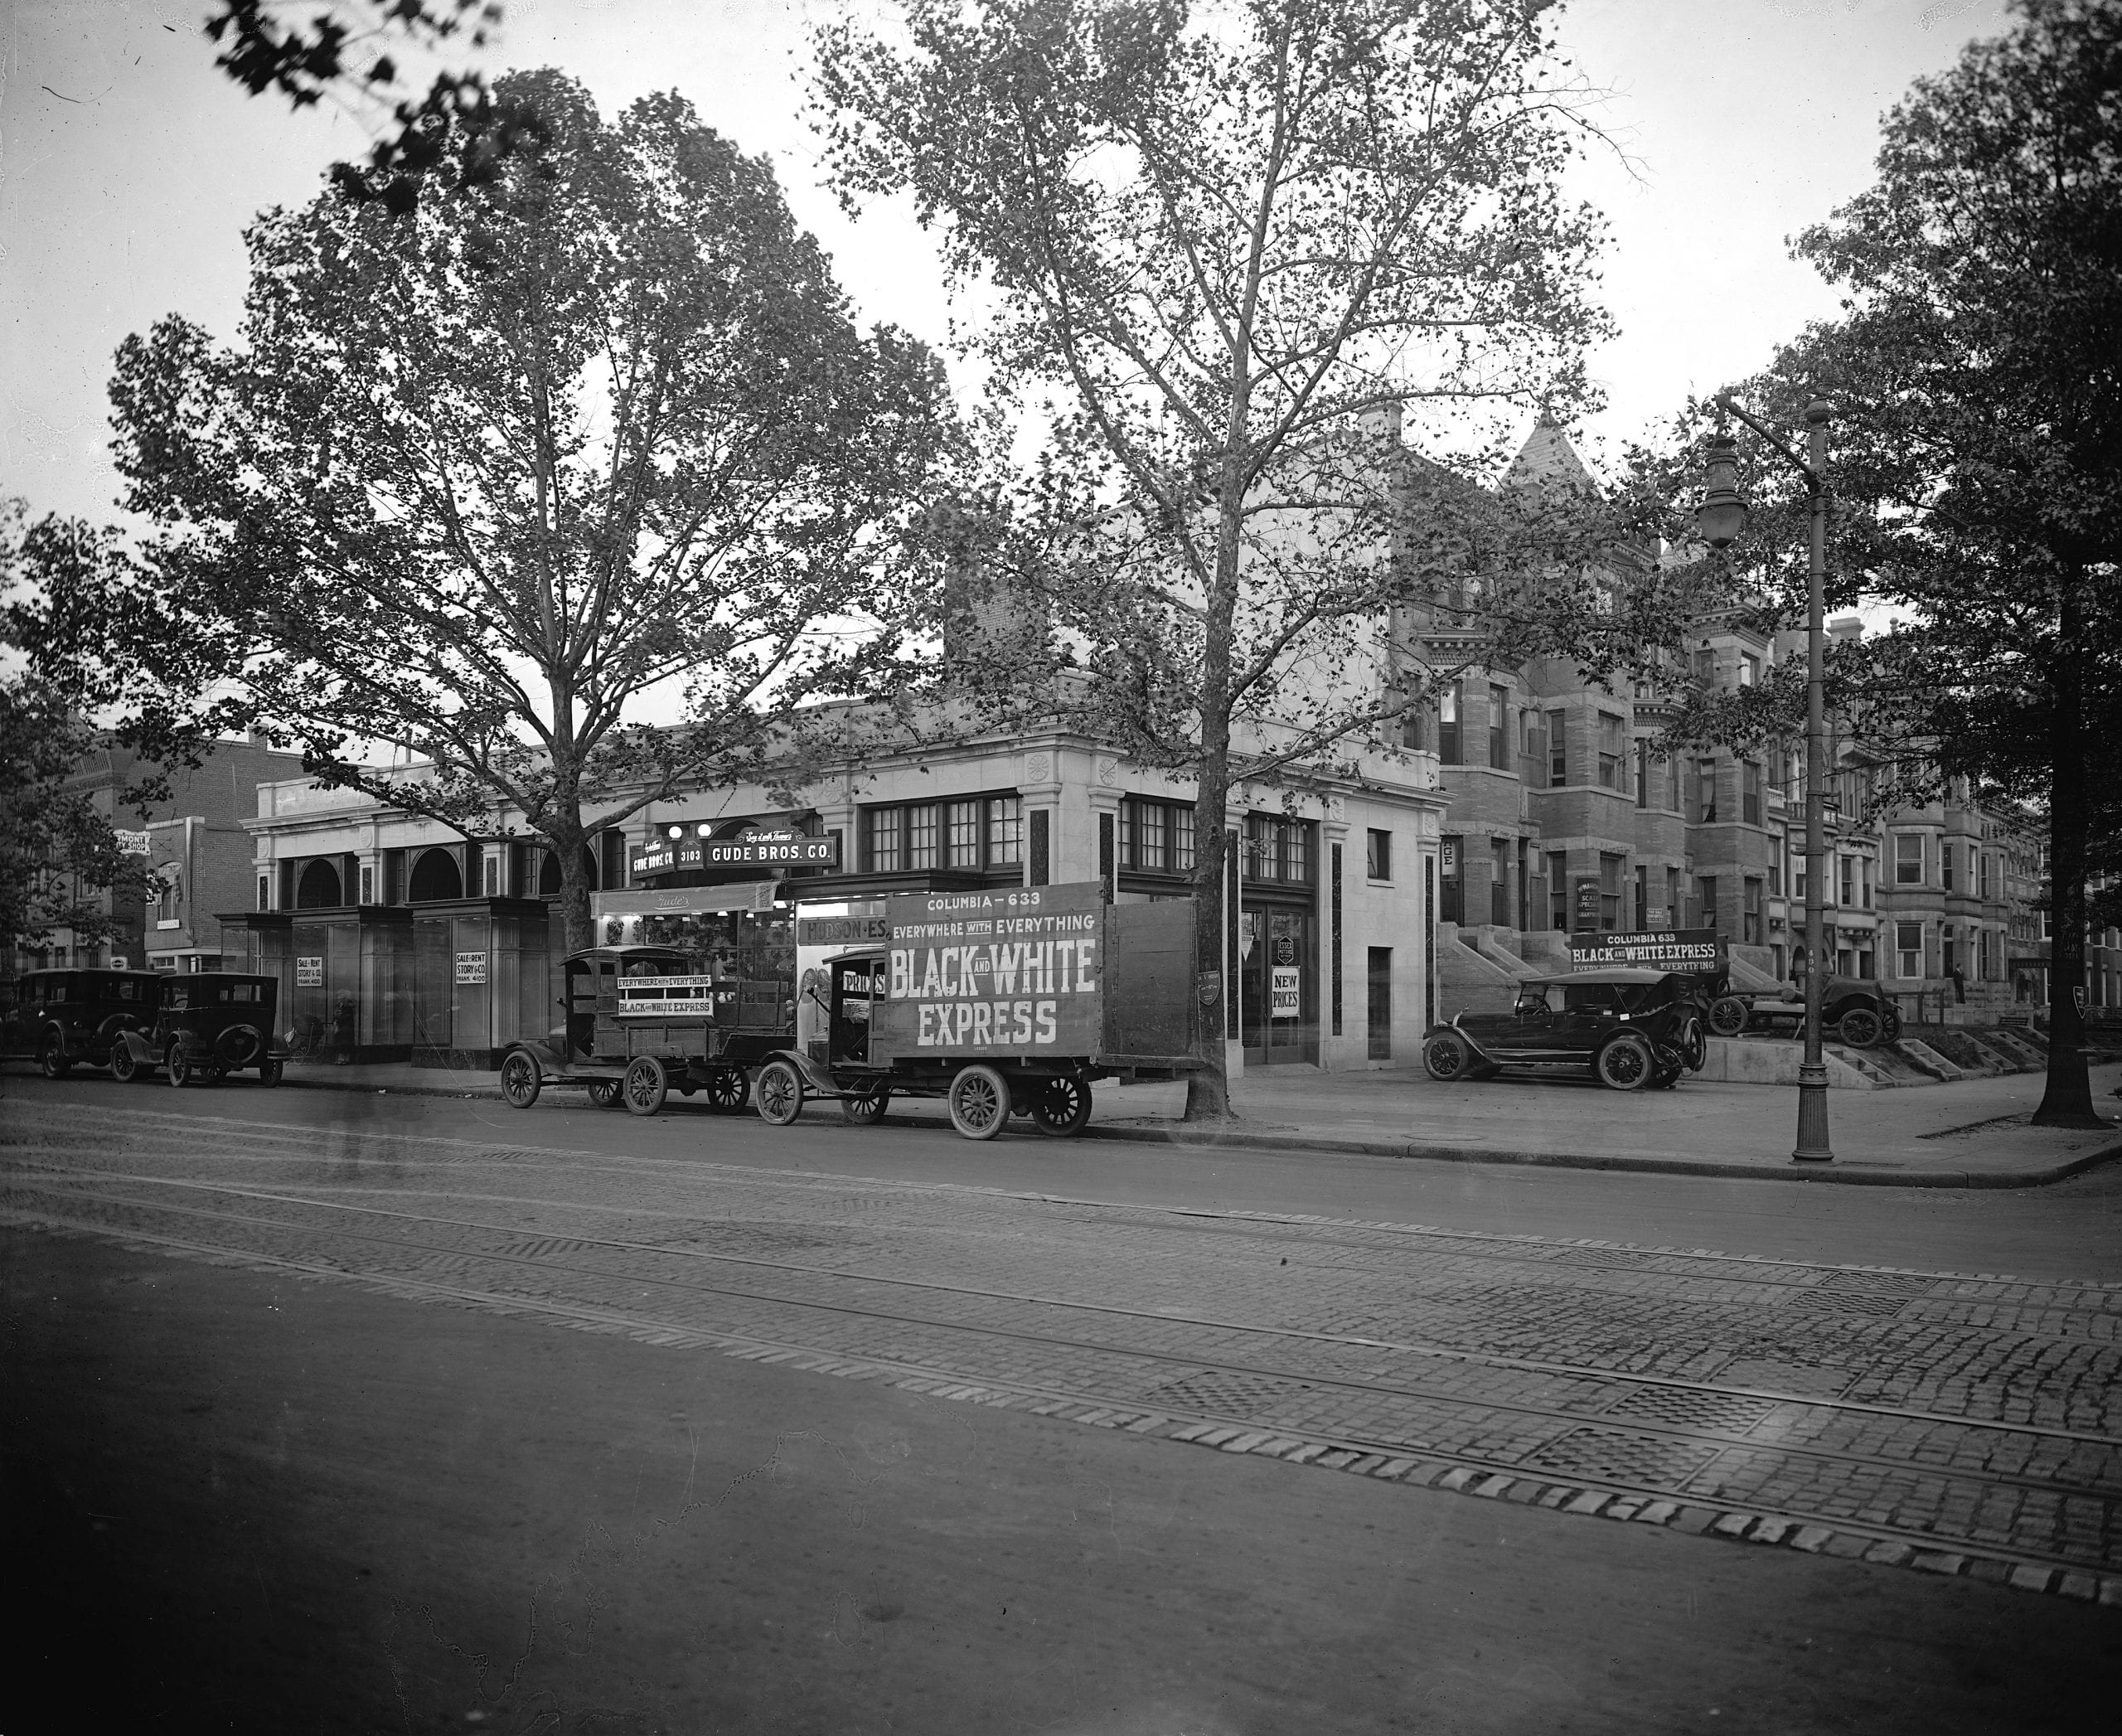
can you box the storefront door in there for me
[1240,903,1319,1065]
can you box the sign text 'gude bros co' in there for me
[883,886,1102,1052]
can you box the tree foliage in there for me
[1650,0,2120,1123]
[0,508,165,950]
[46,70,958,949]
[206,1,535,213]
[812,0,1648,1114]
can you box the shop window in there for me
[1596,713,1623,790]
[864,793,1024,875]
[1896,920,1924,978]
[1366,828,1392,882]
[1246,813,1314,885]
[1895,834,1924,885]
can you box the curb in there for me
[261,1070,2122,1191]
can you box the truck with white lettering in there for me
[754,882,1199,1139]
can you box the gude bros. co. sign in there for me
[874,885,1103,1055]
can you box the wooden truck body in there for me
[755,882,1199,1140]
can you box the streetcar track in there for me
[12,1102,2122,1308]
[6,1203,2112,1580]
[8,1171,2120,1496]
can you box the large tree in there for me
[1677,0,2120,1126]
[811,0,1634,1116]
[51,69,956,950]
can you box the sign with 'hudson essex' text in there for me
[872,884,1104,1056]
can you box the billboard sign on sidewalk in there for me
[1565,929,1723,972]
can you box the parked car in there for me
[1705,976,1902,1048]
[1422,967,1709,1092]
[1,967,162,1076]
[109,972,287,1087]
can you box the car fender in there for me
[1442,1017,1503,1068]
[108,1028,157,1064]
[509,1038,569,1078]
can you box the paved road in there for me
[6,1079,2121,1731]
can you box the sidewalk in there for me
[262,1053,2122,1189]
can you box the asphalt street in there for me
[5,1070,2120,1734]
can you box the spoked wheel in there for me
[109,1041,141,1084]
[1650,1065,1683,1090]
[167,1047,192,1088]
[1707,996,1750,1038]
[947,1064,1010,1141]
[1028,1076,1092,1137]
[586,1079,623,1108]
[623,1055,668,1117]
[1422,1030,1471,1082]
[755,1060,803,1127]
[705,1069,751,1114]
[1676,1014,1708,1073]
[1881,1006,1903,1045]
[1596,1032,1654,1091]
[1836,1006,1883,1048]
[500,1050,542,1109]
[38,1035,72,1079]
[841,1086,891,1125]
[258,1056,283,1088]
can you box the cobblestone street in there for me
[8,1094,2120,1603]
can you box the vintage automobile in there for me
[1422,967,1709,1091]
[1704,975,1902,1048]
[2,967,162,1076]
[109,972,288,1086]
[497,945,791,1115]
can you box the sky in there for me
[2,0,2015,527]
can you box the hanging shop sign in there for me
[1565,929,1723,972]
[795,913,891,948]
[1572,876,1602,930]
[114,829,153,856]
[629,827,838,877]
[1270,963,1301,1019]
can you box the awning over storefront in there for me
[590,881,782,919]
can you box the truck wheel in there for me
[500,1051,541,1109]
[1596,1033,1654,1091]
[705,1069,750,1113]
[109,1041,140,1084]
[1422,1031,1471,1082]
[623,1056,668,1117]
[38,1034,72,1079]
[1676,1014,1708,1072]
[1881,1005,1903,1044]
[586,1079,623,1108]
[167,1047,191,1088]
[1029,1077,1092,1137]
[1707,996,1749,1037]
[947,1064,1010,1141]
[1837,1006,1882,1048]
[755,1060,803,1127]
[841,1087,890,1125]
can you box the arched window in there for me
[408,847,463,903]
[537,850,561,897]
[295,859,342,909]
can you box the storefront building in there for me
[230,732,1446,1073]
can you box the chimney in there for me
[1359,400,1404,444]
[1827,616,1863,645]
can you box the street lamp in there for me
[1696,393,1835,1166]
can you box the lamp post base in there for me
[1791,1065,1834,1164]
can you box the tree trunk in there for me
[548,816,597,957]
[2032,584,2101,1127]
[1185,741,1233,1121]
